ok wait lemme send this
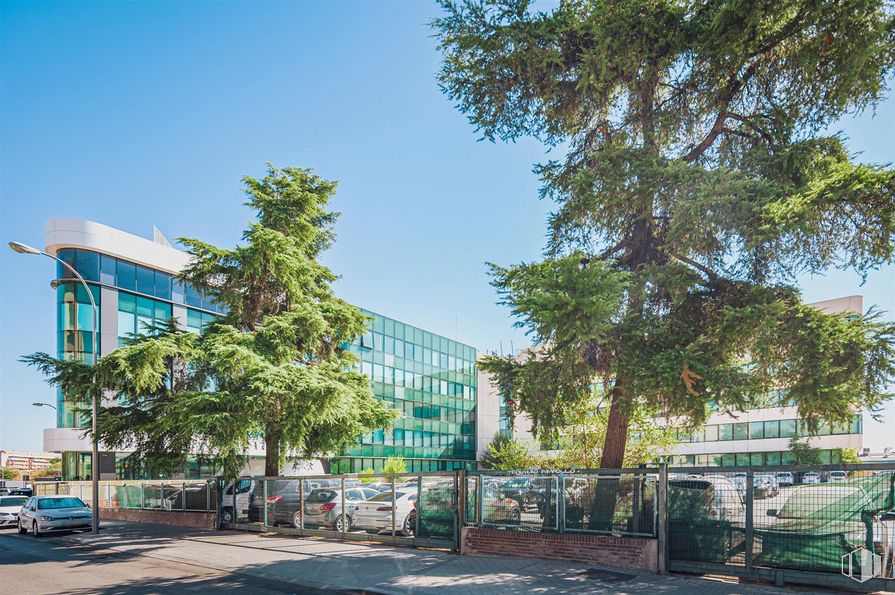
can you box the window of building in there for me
[763,420,780,439]
[749,422,764,440]
[780,419,797,437]
[733,423,748,441]
[719,424,733,441]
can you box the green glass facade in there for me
[331,310,478,473]
[53,247,477,478]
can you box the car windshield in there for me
[777,487,868,520]
[38,497,87,509]
[504,479,527,487]
[306,490,337,503]
[0,497,27,507]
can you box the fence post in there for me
[451,471,460,552]
[558,473,566,534]
[390,475,397,538]
[182,482,186,511]
[476,475,484,529]
[206,480,211,513]
[263,479,268,526]
[415,473,422,537]
[745,469,754,573]
[340,476,346,534]
[457,470,466,532]
[632,471,641,535]
[140,482,145,510]
[657,463,668,575]
[299,479,304,530]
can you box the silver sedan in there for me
[17,495,93,536]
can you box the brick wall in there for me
[461,528,658,572]
[99,507,216,530]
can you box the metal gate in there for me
[665,462,895,592]
[219,470,462,550]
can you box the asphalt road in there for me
[0,527,337,594]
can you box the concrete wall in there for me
[461,527,658,572]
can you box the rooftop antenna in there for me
[510,340,515,356]
[499,341,504,356]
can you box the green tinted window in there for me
[749,422,764,440]
[780,419,796,437]
[764,420,780,438]
[733,423,748,440]
[719,424,733,440]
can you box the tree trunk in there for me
[589,388,632,531]
[600,392,631,469]
[264,430,280,477]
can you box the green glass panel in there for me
[749,422,764,440]
[780,419,797,437]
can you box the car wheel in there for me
[401,513,415,537]
[221,508,234,524]
[292,510,302,528]
[32,521,41,538]
[17,519,26,534]
[508,508,521,525]
[335,516,348,533]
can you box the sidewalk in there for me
[58,521,827,594]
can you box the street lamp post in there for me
[10,241,100,534]
[32,402,57,410]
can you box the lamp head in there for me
[9,241,41,255]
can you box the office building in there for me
[39,218,476,479]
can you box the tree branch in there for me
[671,252,719,281]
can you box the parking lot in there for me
[0,520,829,594]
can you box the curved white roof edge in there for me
[44,217,191,274]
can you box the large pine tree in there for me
[434,0,895,469]
[26,165,396,478]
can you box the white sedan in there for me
[352,490,417,536]
[0,496,29,529]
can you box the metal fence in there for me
[34,479,217,512]
[665,462,895,592]
[220,471,461,549]
[467,470,657,538]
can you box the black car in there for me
[9,487,32,497]
[500,477,550,509]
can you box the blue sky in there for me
[1,1,893,454]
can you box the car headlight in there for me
[37,515,53,521]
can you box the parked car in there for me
[302,487,376,532]
[801,472,821,485]
[0,496,29,529]
[500,477,549,510]
[829,470,849,483]
[668,477,745,523]
[753,474,779,499]
[480,484,522,525]
[9,487,32,497]
[221,478,262,523]
[775,472,795,487]
[667,476,745,563]
[352,490,418,536]
[259,482,379,528]
[763,484,895,575]
[17,495,93,536]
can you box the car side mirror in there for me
[767,509,777,517]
